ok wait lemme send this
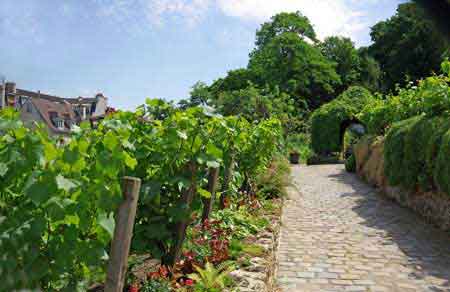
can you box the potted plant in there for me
[289,147,300,164]
[289,149,300,164]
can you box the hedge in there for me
[311,86,373,153]
[384,115,450,196]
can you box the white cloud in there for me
[215,0,368,41]
[93,0,369,43]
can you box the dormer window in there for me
[56,119,64,130]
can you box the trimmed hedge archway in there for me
[311,86,373,154]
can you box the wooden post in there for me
[201,167,220,223]
[105,177,141,292]
[219,155,235,209]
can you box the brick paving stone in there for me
[276,165,450,292]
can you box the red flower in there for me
[129,284,139,292]
[185,279,194,286]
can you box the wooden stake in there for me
[105,177,141,292]
[219,155,235,209]
[201,167,220,223]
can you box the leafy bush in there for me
[311,86,373,153]
[286,133,312,162]
[189,262,235,292]
[360,60,450,135]
[384,115,450,196]
[140,278,171,292]
[256,155,291,199]
[345,154,356,173]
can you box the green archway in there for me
[311,86,372,154]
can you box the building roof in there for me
[16,89,97,104]
[30,98,76,133]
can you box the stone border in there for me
[228,200,283,292]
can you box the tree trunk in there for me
[219,155,235,209]
[201,167,219,223]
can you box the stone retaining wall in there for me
[354,136,450,231]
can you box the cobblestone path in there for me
[276,165,450,292]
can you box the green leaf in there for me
[206,160,220,168]
[97,212,115,239]
[198,188,211,198]
[103,131,119,151]
[0,162,8,177]
[176,130,188,140]
[124,152,138,169]
[56,175,78,192]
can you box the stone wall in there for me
[354,136,450,231]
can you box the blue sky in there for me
[0,0,403,110]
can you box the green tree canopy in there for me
[369,2,449,91]
[249,32,341,109]
[254,11,317,50]
[319,36,361,93]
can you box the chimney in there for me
[5,82,16,107]
[0,79,5,109]
[5,82,16,95]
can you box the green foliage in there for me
[384,115,450,195]
[0,108,137,290]
[311,86,373,153]
[0,99,283,289]
[345,154,356,173]
[286,133,312,162]
[255,11,317,49]
[256,155,291,199]
[249,32,341,109]
[369,2,449,91]
[359,61,450,135]
[211,207,268,241]
[319,36,361,93]
[189,262,235,292]
[435,128,450,195]
[141,278,171,292]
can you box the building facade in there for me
[0,82,111,135]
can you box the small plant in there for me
[189,262,235,292]
[140,278,171,292]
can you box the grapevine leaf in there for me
[103,131,119,151]
[56,175,78,192]
[97,212,116,239]
[0,162,8,177]
[198,188,211,198]
[177,130,188,140]
[124,152,138,170]
[26,179,52,206]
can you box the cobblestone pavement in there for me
[276,165,450,292]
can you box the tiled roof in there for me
[30,98,76,134]
[16,89,96,104]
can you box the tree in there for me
[357,47,381,92]
[369,2,449,91]
[255,11,317,50]
[249,32,341,109]
[178,81,211,109]
[209,68,257,96]
[319,36,361,94]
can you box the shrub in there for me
[360,60,450,136]
[256,155,291,199]
[311,86,373,153]
[345,154,356,173]
[384,115,450,196]
[434,127,450,195]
